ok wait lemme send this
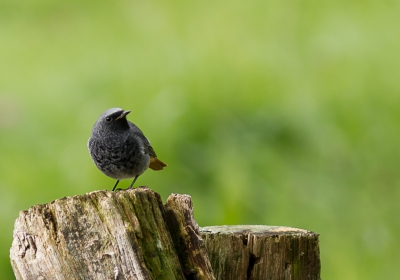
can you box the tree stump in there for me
[200,225,321,280]
[10,187,213,280]
[10,187,320,280]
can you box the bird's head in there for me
[93,108,131,135]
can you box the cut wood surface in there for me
[200,225,321,280]
[10,187,321,280]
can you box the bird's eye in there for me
[105,117,112,122]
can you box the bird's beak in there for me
[116,110,131,120]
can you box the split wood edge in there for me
[10,187,320,280]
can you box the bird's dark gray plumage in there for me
[88,108,167,191]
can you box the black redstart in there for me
[88,108,167,191]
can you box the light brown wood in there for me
[200,225,321,280]
[10,188,321,280]
[10,187,186,280]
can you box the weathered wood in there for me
[10,188,321,280]
[200,225,321,280]
[10,187,187,280]
[165,194,215,280]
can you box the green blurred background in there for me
[1,0,399,278]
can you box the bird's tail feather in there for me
[149,157,167,171]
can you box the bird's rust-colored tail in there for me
[149,157,167,171]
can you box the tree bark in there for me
[200,225,321,280]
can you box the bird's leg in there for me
[112,180,120,191]
[128,175,139,189]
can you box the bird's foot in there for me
[114,187,135,192]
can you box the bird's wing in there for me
[128,122,167,170]
[128,122,157,157]
[142,136,168,170]
[143,136,157,157]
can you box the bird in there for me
[88,108,167,191]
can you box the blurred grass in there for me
[1,0,400,278]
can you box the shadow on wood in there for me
[10,187,320,280]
